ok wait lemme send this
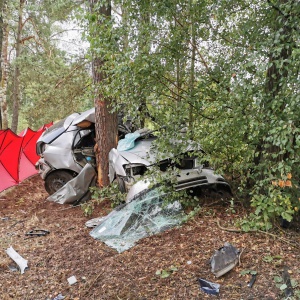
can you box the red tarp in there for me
[0,123,53,193]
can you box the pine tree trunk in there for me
[90,0,118,187]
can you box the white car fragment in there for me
[6,246,28,274]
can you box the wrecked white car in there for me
[108,129,231,195]
[35,108,97,195]
[36,108,132,195]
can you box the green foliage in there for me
[263,255,282,265]
[82,182,127,216]
[240,269,257,276]
[155,265,178,279]
[273,274,299,299]
[87,0,296,229]
[5,0,91,131]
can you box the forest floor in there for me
[0,175,300,300]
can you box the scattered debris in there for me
[25,229,50,238]
[247,274,257,288]
[282,266,294,297]
[198,278,220,295]
[210,242,239,277]
[67,275,77,286]
[5,246,28,274]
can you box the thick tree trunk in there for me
[90,0,118,187]
[254,1,294,167]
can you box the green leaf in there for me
[291,279,298,288]
[240,269,250,275]
[274,276,283,283]
[170,266,178,272]
[161,270,171,278]
[279,284,287,291]
[263,255,273,263]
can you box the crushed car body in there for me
[46,163,97,205]
[36,108,133,195]
[35,108,97,195]
[36,109,231,198]
[108,129,231,195]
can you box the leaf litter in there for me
[0,175,299,299]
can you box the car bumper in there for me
[35,158,53,180]
[118,167,231,193]
[175,168,230,191]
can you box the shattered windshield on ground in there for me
[90,186,185,253]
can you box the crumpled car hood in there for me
[72,108,95,125]
[118,138,157,165]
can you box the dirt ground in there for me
[0,175,299,300]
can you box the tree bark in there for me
[90,0,118,187]
[0,0,3,129]
[0,0,8,129]
[11,0,25,133]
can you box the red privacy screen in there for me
[0,123,52,192]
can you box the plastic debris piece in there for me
[198,278,220,295]
[210,242,239,277]
[5,246,28,274]
[52,293,65,300]
[25,229,50,237]
[67,275,77,285]
[247,274,257,288]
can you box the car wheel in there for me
[116,176,127,193]
[45,170,76,195]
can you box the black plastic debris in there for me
[198,278,220,295]
[210,242,239,277]
[25,229,50,237]
[247,274,257,288]
[283,266,294,298]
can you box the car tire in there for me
[116,176,127,193]
[45,170,76,195]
